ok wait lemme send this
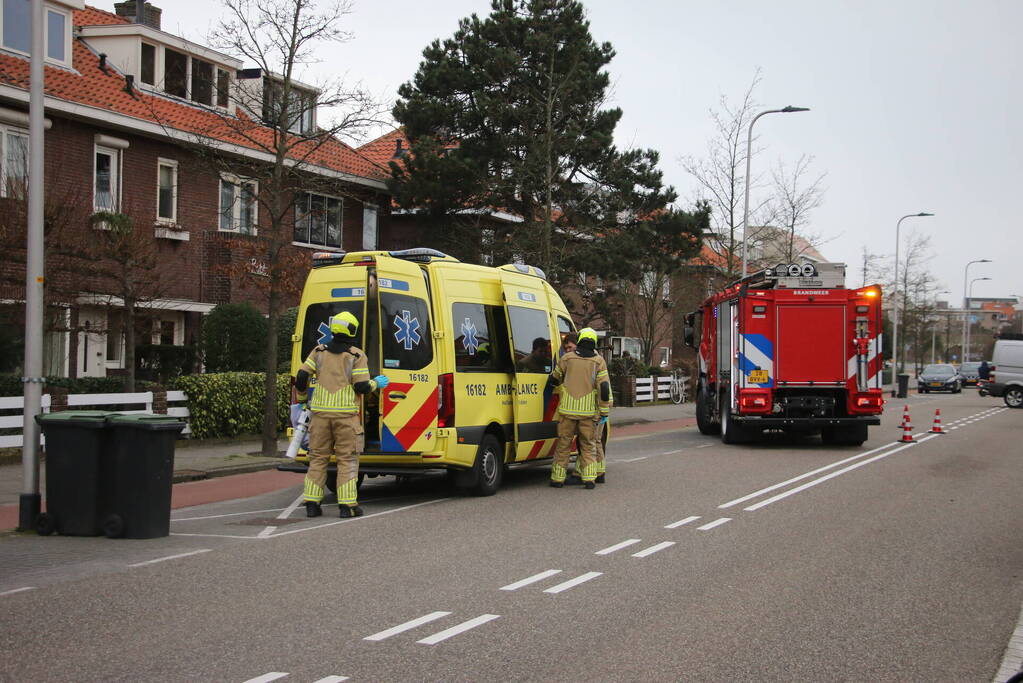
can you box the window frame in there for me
[1,1,71,67]
[156,157,178,224]
[93,144,121,213]
[362,203,378,250]
[140,41,157,85]
[0,123,29,198]
[218,174,258,235]
[293,190,343,249]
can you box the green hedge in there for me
[0,375,156,396]
[171,372,290,439]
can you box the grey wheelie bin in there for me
[100,414,185,539]
[34,411,117,536]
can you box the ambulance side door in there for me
[375,260,439,453]
[503,281,559,462]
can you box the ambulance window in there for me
[380,293,433,370]
[557,315,574,346]
[508,306,552,374]
[453,303,513,373]
[300,301,363,361]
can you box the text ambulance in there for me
[277,248,583,495]
[684,262,884,446]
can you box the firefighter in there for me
[549,327,610,489]
[294,311,389,518]
[558,333,606,484]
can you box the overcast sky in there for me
[163,0,1022,305]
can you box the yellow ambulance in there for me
[278,248,589,495]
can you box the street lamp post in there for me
[741,105,810,277]
[932,290,950,364]
[891,212,934,396]
[965,276,992,362]
[961,259,992,364]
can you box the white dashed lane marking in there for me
[416,614,501,645]
[543,571,603,594]
[631,541,675,558]
[696,518,732,531]
[0,587,37,597]
[500,569,562,591]
[127,549,211,568]
[242,674,288,683]
[364,611,451,641]
[665,516,701,529]
[595,539,642,555]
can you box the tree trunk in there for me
[124,295,136,392]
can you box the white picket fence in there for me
[635,376,672,403]
[0,390,192,449]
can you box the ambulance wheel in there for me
[696,387,720,435]
[468,434,503,496]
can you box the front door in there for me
[503,281,558,461]
[374,260,439,453]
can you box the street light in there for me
[741,105,810,277]
[964,276,992,362]
[931,290,950,363]
[891,212,933,395]
[961,259,992,364]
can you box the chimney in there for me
[113,1,162,30]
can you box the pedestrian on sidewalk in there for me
[549,328,611,490]
[294,312,388,518]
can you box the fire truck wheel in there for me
[468,433,504,496]
[720,396,751,445]
[696,388,720,435]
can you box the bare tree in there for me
[681,70,773,277]
[151,0,387,455]
[760,154,827,263]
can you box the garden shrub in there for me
[171,372,290,439]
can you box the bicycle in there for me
[669,369,688,404]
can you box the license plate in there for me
[930,382,942,387]
[749,370,769,383]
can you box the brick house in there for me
[0,1,391,379]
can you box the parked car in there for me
[917,364,963,393]
[958,361,983,385]
[983,336,1023,408]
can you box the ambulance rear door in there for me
[374,259,439,454]
[295,266,370,381]
[502,277,559,462]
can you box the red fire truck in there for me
[684,262,884,445]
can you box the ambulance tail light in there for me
[737,388,771,414]
[437,373,455,427]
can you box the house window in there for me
[216,68,230,108]
[2,0,29,53]
[159,320,175,345]
[94,146,120,211]
[642,271,670,300]
[45,8,65,62]
[294,191,341,248]
[157,158,177,223]
[262,78,315,135]
[362,204,377,250]
[191,57,213,105]
[105,310,123,366]
[164,48,188,98]
[140,42,156,85]
[659,346,670,367]
[219,176,257,234]
[1,125,28,197]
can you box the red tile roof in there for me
[0,6,384,184]
[358,128,405,174]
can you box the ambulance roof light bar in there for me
[388,248,456,263]
[311,251,346,268]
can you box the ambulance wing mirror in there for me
[683,312,697,348]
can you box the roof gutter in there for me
[0,84,388,192]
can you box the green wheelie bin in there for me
[100,414,185,539]
[34,411,118,536]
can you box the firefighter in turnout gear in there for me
[548,328,611,489]
[294,311,389,518]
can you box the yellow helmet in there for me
[329,311,359,337]
[578,327,598,345]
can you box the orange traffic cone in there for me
[930,408,946,434]
[900,405,916,443]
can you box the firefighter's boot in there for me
[596,473,606,484]
[339,504,364,518]
[305,501,323,518]
[584,481,596,490]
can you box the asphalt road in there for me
[2,392,1021,682]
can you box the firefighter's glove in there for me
[597,416,608,429]
[373,375,390,389]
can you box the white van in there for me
[987,335,1023,408]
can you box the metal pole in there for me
[19,0,46,531]
[961,259,991,364]
[890,212,933,396]
[740,106,809,277]
[966,277,991,363]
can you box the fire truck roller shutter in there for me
[775,305,847,383]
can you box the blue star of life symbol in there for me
[393,310,421,350]
[461,317,479,355]
[317,321,332,345]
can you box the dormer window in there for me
[1,0,71,66]
[262,77,315,136]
